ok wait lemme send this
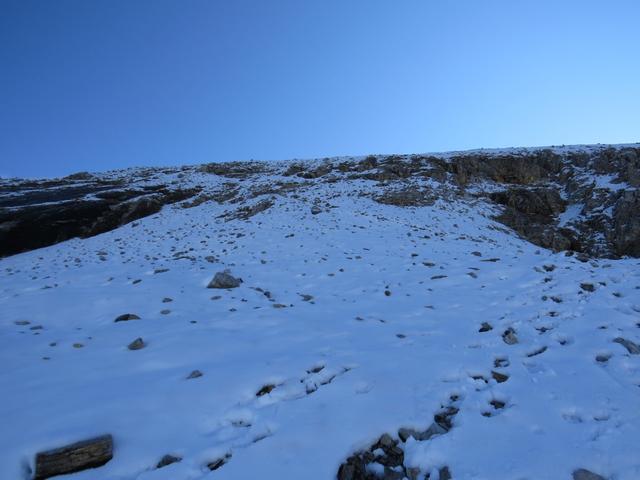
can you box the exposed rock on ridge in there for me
[2,144,639,258]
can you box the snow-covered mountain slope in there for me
[1,145,640,480]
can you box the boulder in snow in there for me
[207,271,243,289]
[34,434,113,480]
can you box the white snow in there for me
[1,169,640,480]
[558,204,584,228]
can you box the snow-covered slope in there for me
[1,146,640,480]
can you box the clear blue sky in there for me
[1,0,639,178]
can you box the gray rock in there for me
[207,270,243,289]
[207,453,231,470]
[114,313,140,322]
[613,337,640,354]
[186,369,203,379]
[156,454,181,469]
[127,337,145,350]
[439,466,452,480]
[34,434,113,480]
[491,370,510,383]
[398,422,447,442]
[580,283,595,292]
[573,468,607,480]
[479,322,493,332]
[256,384,276,396]
[502,327,518,345]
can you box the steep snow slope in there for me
[1,154,640,480]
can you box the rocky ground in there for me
[1,144,639,479]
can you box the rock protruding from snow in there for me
[207,270,243,289]
[127,337,145,350]
[502,327,519,345]
[114,313,140,322]
[572,468,607,480]
[613,337,640,354]
[156,454,181,469]
[34,434,113,480]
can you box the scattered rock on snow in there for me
[502,328,518,345]
[580,282,595,292]
[256,384,276,396]
[34,434,113,480]
[479,322,493,332]
[526,346,548,357]
[397,422,447,442]
[207,453,231,471]
[156,454,181,469]
[186,370,203,379]
[114,313,140,322]
[127,337,145,350]
[491,370,510,383]
[572,468,607,480]
[613,337,640,354]
[207,270,243,289]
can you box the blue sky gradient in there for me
[1,0,639,178]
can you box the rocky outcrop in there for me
[611,190,640,256]
[34,434,113,480]
[0,175,198,257]
[2,144,639,259]
[450,150,563,185]
[199,161,266,178]
[488,188,579,252]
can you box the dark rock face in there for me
[489,188,566,217]
[611,190,640,256]
[34,434,113,480]
[489,188,576,253]
[450,150,563,185]
[0,175,198,257]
